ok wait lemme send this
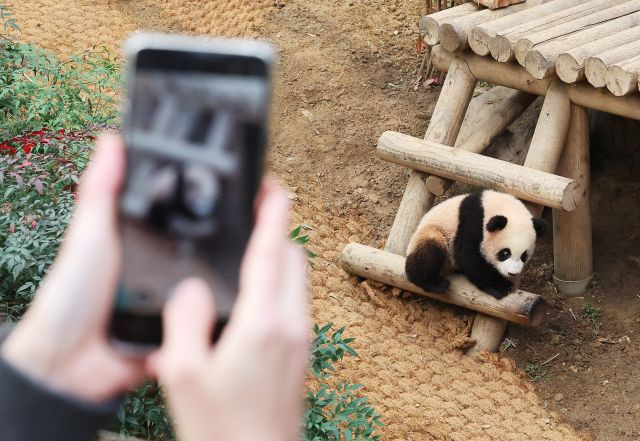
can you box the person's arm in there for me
[0,135,146,441]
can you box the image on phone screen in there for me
[111,41,272,347]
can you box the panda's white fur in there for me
[405,190,546,299]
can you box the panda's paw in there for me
[485,283,513,299]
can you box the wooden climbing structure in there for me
[340,0,640,355]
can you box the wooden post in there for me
[384,58,476,255]
[553,105,593,295]
[340,243,546,326]
[555,25,640,83]
[425,88,535,195]
[467,79,570,356]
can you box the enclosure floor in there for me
[7,1,588,439]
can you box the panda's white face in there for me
[481,215,538,279]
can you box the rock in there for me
[554,393,564,402]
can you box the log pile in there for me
[419,0,640,95]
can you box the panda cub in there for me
[405,190,547,299]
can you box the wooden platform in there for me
[421,0,640,96]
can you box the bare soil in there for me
[8,0,640,439]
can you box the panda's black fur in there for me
[405,190,547,299]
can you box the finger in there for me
[277,245,310,337]
[160,278,216,368]
[237,184,290,309]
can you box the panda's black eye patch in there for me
[497,248,511,261]
[521,251,529,262]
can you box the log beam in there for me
[340,243,546,327]
[586,40,640,88]
[420,3,481,45]
[377,131,580,210]
[430,45,640,121]
[425,88,536,196]
[384,59,476,255]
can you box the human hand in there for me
[148,181,310,441]
[1,134,146,403]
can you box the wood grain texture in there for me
[377,131,580,210]
[467,315,509,357]
[513,0,639,66]
[340,243,546,327]
[438,0,542,52]
[524,12,640,80]
[553,104,593,295]
[474,0,525,9]
[605,54,640,96]
[384,58,476,255]
[586,39,640,88]
[420,2,481,45]
[555,25,640,83]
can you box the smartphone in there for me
[110,33,275,350]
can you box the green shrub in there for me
[0,5,119,318]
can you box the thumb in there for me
[158,278,216,374]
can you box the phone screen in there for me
[111,42,271,346]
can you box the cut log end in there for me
[585,57,608,88]
[606,65,638,96]
[555,53,583,84]
[514,39,533,67]
[525,50,555,80]
[421,16,441,45]
[469,27,491,56]
[439,23,464,53]
[340,242,547,327]
[561,181,581,211]
[490,35,514,63]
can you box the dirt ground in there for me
[7,0,640,440]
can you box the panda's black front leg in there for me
[464,268,514,300]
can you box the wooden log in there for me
[514,0,640,67]
[586,40,640,88]
[425,88,536,196]
[438,0,544,52]
[606,55,640,96]
[555,25,640,84]
[384,59,476,255]
[525,13,640,80]
[430,45,640,121]
[340,243,546,327]
[420,2,482,45]
[377,131,581,210]
[469,0,578,57]
[553,105,593,295]
[467,315,509,357]
[488,0,627,63]
[475,0,525,9]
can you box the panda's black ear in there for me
[486,215,508,232]
[532,218,548,238]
